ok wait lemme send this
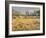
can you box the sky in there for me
[12,7,40,15]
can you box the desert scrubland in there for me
[12,16,40,31]
[12,7,40,31]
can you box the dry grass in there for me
[12,16,40,31]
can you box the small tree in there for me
[36,10,40,16]
[26,11,29,16]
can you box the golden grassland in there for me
[12,16,40,31]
